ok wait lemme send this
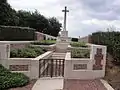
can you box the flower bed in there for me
[31,40,56,45]
[10,46,46,58]
[0,64,29,90]
[70,42,88,47]
[71,48,90,58]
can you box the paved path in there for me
[63,79,107,90]
[32,77,63,90]
[32,78,114,90]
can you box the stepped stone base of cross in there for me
[57,31,71,43]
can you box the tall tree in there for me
[16,10,32,27]
[17,10,49,32]
[0,0,19,25]
[0,1,62,37]
[48,17,62,36]
[30,10,49,32]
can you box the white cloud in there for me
[81,19,120,29]
[8,0,120,37]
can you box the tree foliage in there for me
[48,17,62,36]
[0,0,19,25]
[16,11,62,36]
[0,1,62,36]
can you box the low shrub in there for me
[0,64,29,90]
[10,46,46,58]
[29,46,46,55]
[71,49,90,58]
[70,42,88,47]
[31,40,56,45]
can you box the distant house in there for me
[78,35,91,43]
[35,32,57,41]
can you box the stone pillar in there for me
[56,42,69,53]
[61,31,68,37]
[30,59,39,79]
[0,44,10,68]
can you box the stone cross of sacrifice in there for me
[62,6,69,31]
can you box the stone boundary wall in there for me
[7,51,53,79]
[64,44,107,80]
[0,41,33,49]
[35,32,57,41]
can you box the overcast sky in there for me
[8,0,120,37]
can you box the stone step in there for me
[51,55,65,57]
[52,54,65,56]
[51,58,65,60]
[52,55,65,57]
[51,53,66,59]
[52,53,66,55]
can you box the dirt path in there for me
[104,54,120,90]
[63,79,107,90]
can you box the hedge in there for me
[0,64,29,90]
[0,26,35,41]
[71,38,78,42]
[91,31,120,64]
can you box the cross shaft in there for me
[62,6,69,31]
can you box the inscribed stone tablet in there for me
[73,64,87,70]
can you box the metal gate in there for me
[39,59,65,78]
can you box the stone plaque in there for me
[93,48,103,70]
[73,64,87,70]
[9,65,28,71]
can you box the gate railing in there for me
[39,59,64,78]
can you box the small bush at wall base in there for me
[0,64,29,90]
